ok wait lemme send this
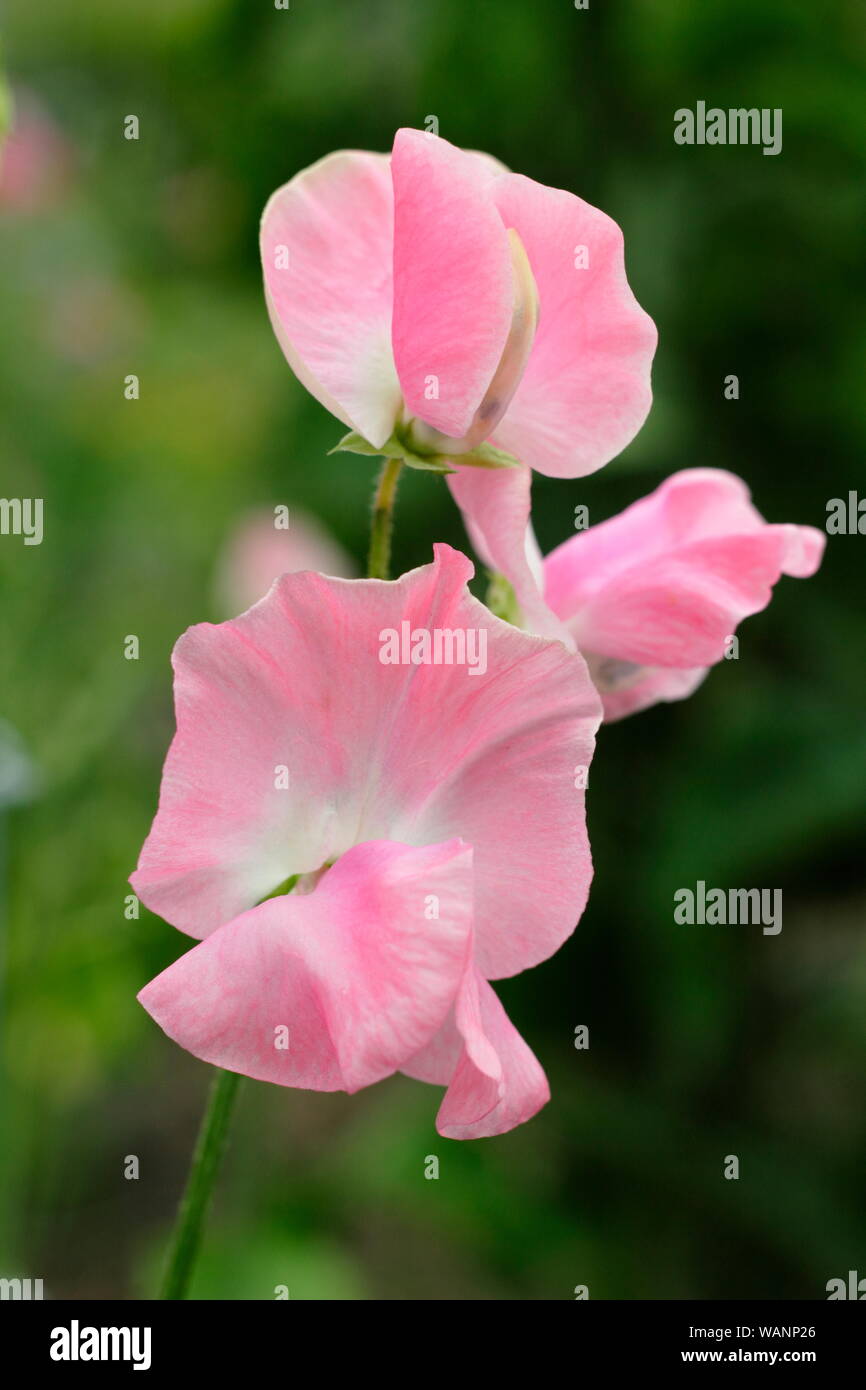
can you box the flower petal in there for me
[391,128,515,440]
[138,839,474,1093]
[491,173,657,478]
[447,460,570,642]
[544,470,826,668]
[588,662,707,723]
[403,968,550,1139]
[260,150,401,449]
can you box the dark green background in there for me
[1,0,864,1299]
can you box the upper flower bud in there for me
[260,127,655,475]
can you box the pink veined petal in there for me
[544,470,827,669]
[403,968,549,1139]
[138,839,474,1093]
[545,469,797,615]
[375,563,600,979]
[589,662,708,723]
[489,173,657,478]
[573,531,805,667]
[131,544,600,979]
[260,149,401,449]
[447,460,571,642]
[390,128,515,440]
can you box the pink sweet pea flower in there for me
[542,469,825,720]
[132,545,601,1138]
[214,506,356,615]
[260,128,656,631]
[0,92,71,214]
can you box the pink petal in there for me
[447,460,571,642]
[544,470,825,669]
[490,174,657,478]
[132,544,600,979]
[775,523,825,578]
[138,839,473,1093]
[404,968,549,1139]
[587,662,708,723]
[391,129,515,440]
[260,150,401,449]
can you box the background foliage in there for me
[1,0,864,1299]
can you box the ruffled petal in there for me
[491,173,656,478]
[404,968,550,1139]
[138,839,473,1092]
[587,661,707,723]
[545,470,826,668]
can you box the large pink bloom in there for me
[543,470,825,720]
[260,128,656,630]
[133,545,601,1138]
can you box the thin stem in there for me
[159,1067,242,1300]
[367,456,403,579]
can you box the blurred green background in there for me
[1,0,864,1300]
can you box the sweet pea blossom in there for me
[0,91,71,214]
[213,506,356,615]
[541,469,825,720]
[260,128,656,632]
[132,545,601,1138]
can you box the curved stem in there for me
[367,457,403,579]
[159,1067,242,1299]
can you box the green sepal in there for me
[328,429,452,474]
[453,442,521,470]
[328,430,521,475]
[485,571,522,627]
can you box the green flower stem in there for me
[367,456,403,579]
[159,1067,242,1300]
